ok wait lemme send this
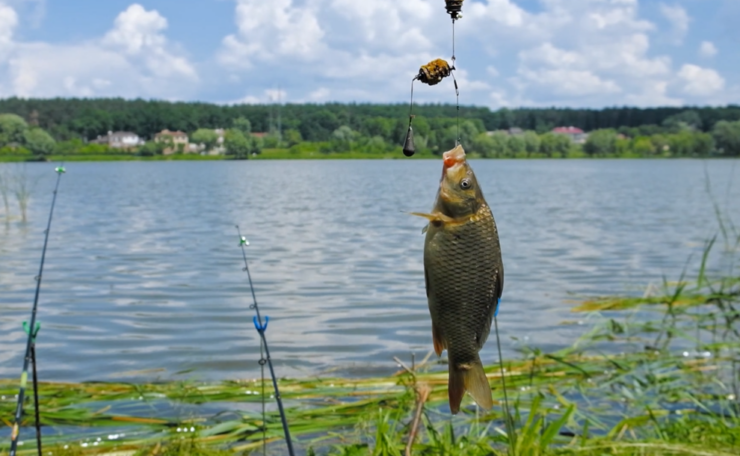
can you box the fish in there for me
[412,145,504,414]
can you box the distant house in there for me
[552,126,588,144]
[154,129,189,155]
[252,132,268,139]
[91,131,144,149]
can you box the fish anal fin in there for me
[432,323,446,357]
[448,356,492,414]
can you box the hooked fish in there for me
[412,145,504,414]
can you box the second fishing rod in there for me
[236,225,295,456]
[8,165,66,456]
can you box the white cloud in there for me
[219,0,325,68]
[490,1,675,106]
[218,0,447,104]
[699,41,718,58]
[103,4,168,54]
[0,2,197,99]
[677,64,725,96]
[307,88,330,102]
[660,3,690,44]
[103,4,195,79]
[0,2,18,47]
[215,0,715,107]
[0,0,735,108]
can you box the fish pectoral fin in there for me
[432,323,446,357]
[408,212,455,224]
[448,358,492,414]
[421,224,429,234]
[409,212,437,221]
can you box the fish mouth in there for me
[443,145,466,170]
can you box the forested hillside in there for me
[1,98,740,159]
[1,97,739,142]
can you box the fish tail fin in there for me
[448,356,492,414]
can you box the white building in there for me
[92,131,144,149]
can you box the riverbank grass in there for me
[2,239,739,455]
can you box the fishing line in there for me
[236,226,295,456]
[452,18,461,146]
[402,1,464,157]
[9,165,66,456]
[494,310,517,452]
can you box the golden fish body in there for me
[414,145,503,414]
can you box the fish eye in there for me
[460,179,472,189]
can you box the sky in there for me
[0,0,738,108]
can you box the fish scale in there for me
[426,204,501,364]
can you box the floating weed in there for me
[3,242,740,455]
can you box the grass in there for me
[2,218,739,455]
[1,264,738,455]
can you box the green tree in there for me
[583,129,618,157]
[489,132,509,158]
[712,120,740,156]
[507,135,526,157]
[284,129,303,147]
[667,131,695,157]
[692,132,714,156]
[137,141,165,156]
[191,129,219,153]
[470,133,495,157]
[330,125,357,152]
[631,136,655,156]
[23,127,56,157]
[224,129,251,159]
[250,135,263,156]
[522,131,541,156]
[444,120,480,150]
[363,135,389,154]
[364,117,394,140]
[662,110,702,132]
[232,117,252,136]
[0,114,29,146]
[539,133,571,158]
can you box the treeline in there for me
[1,97,739,142]
[322,120,740,158]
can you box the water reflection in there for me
[0,159,737,382]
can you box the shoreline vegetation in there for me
[1,237,738,455]
[0,100,739,162]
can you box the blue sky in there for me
[0,0,737,108]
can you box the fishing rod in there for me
[8,165,66,456]
[235,226,295,456]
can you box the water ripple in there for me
[0,159,738,382]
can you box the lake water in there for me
[0,159,738,383]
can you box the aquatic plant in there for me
[0,166,11,218]
[2,223,739,455]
